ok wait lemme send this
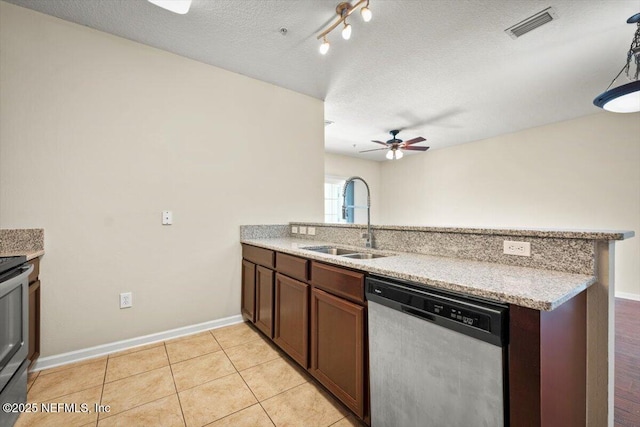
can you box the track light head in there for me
[361,5,372,22]
[342,22,352,40]
[319,38,330,55]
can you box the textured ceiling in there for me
[5,0,637,160]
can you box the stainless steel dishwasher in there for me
[366,275,509,427]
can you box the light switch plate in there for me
[291,226,298,234]
[299,226,307,235]
[307,227,316,236]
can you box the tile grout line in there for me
[232,350,283,373]
[217,342,278,427]
[26,362,108,408]
[96,365,177,420]
[97,355,110,426]
[165,341,188,427]
[97,346,179,422]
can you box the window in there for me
[324,177,354,224]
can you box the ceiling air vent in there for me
[505,7,558,39]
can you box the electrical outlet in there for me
[291,226,298,234]
[503,241,531,257]
[299,226,307,235]
[307,227,316,236]
[120,292,133,309]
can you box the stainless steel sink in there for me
[302,246,392,259]
[340,253,389,259]
[302,246,358,255]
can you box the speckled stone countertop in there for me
[289,222,634,241]
[0,228,45,260]
[0,250,44,261]
[241,237,596,311]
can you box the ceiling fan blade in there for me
[402,146,430,151]
[403,137,426,146]
[359,148,389,153]
[371,140,388,146]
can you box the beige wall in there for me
[0,3,324,355]
[379,112,640,297]
[324,153,382,224]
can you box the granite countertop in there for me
[289,222,634,240]
[0,228,44,261]
[0,250,45,261]
[241,237,596,311]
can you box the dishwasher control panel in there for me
[367,276,508,344]
[430,301,491,332]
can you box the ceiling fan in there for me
[360,130,430,160]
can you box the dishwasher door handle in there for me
[401,305,435,323]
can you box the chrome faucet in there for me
[342,176,372,248]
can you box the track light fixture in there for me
[593,12,640,113]
[317,1,372,55]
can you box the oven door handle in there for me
[0,264,33,298]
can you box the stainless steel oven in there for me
[0,256,32,427]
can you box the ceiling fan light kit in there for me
[593,12,640,113]
[385,149,403,160]
[361,130,429,161]
[317,0,372,55]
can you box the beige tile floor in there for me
[17,322,363,427]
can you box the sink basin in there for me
[302,246,392,259]
[340,253,389,259]
[302,246,357,256]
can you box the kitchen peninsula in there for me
[240,222,633,426]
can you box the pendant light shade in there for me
[593,13,640,113]
[594,80,640,113]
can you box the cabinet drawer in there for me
[242,245,275,268]
[310,262,365,304]
[276,252,308,281]
[28,258,40,284]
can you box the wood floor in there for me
[615,298,640,426]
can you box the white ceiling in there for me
[6,0,637,160]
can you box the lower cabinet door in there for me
[274,273,309,367]
[241,260,256,323]
[310,287,365,418]
[255,266,275,338]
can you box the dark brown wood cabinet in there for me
[274,272,309,367]
[310,287,365,418]
[242,245,276,327]
[241,259,256,322]
[255,266,275,338]
[27,258,41,364]
[243,249,369,422]
[241,244,590,426]
[509,290,587,426]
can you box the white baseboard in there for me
[31,314,244,372]
[615,292,640,301]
